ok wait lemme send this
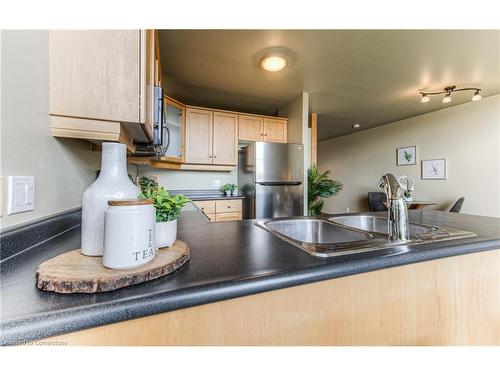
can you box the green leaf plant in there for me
[138,177,190,222]
[307,165,343,216]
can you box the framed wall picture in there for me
[397,146,417,165]
[422,158,447,180]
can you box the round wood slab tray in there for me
[36,240,190,294]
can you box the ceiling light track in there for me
[419,85,482,104]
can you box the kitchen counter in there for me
[1,205,500,344]
[169,189,245,201]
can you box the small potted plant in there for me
[398,175,415,202]
[138,177,190,248]
[220,183,237,197]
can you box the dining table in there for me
[383,201,437,210]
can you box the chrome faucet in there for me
[379,173,409,241]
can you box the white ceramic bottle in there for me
[81,142,139,256]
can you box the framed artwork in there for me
[397,146,417,165]
[422,158,447,180]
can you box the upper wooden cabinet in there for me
[185,108,238,166]
[129,104,288,170]
[162,95,186,163]
[263,118,287,143]
[185,108,213,164]
[213,112,238,165]
[49,30,158,150]
[238,115,287,143]
[238,115,264,142]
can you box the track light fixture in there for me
[419,85,482,104]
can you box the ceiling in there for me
[158,30,500,141]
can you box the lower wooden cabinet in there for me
[193,199,243,222]
[215,212,243,222]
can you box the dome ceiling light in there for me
[254,47,296,73]
[419,85,482,104]
[261,55,287,72]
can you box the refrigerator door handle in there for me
[256,181,302,186]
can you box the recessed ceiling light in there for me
[261,56,287,72]
[421,94,430,103]
[353,123,360,129]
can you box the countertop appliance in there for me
[238,142,304,219]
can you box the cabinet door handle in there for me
[209,155,212,158]
[213,155,217,158]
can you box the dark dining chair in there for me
[449,197,465,213]
[368,192,388,212]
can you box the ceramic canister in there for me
[103,199,156,270]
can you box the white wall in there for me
[279,92,310,214]
[1,31,100,229]
[318,94,500,217]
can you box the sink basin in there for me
[265,219,372,244]
[328,215,434,237]
[255,214,477,258]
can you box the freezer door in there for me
[255,183,304,219]
[255,142,303,183]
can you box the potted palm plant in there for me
[308,165,343,216]
[138,177,190,248]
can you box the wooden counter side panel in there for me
[51,249,500,345]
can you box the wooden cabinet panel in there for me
[213,112,238,165]
[215,212,243,222]
[238,115,263,141]
[49,30,140,123]
[263,119,287,143]
[52,249,500,345]
[185,108,213,164]
[193,200,216,214]
[215,199,242,213]
[206,213,216,222]
[139,29,155,141]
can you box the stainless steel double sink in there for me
[255,215,476,257]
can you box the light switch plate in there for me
[7,176,35,215]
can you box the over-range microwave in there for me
[132,85,169,157]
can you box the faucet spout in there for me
[379,173,410,241]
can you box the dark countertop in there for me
[169,189,245,201]
[189,195,245,201]
[1,207,500,344]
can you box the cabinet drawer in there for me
[215,212,242,222]
[215,199,242,213]
[194,200,216,214]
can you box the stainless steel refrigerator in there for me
[238,142,304,219]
